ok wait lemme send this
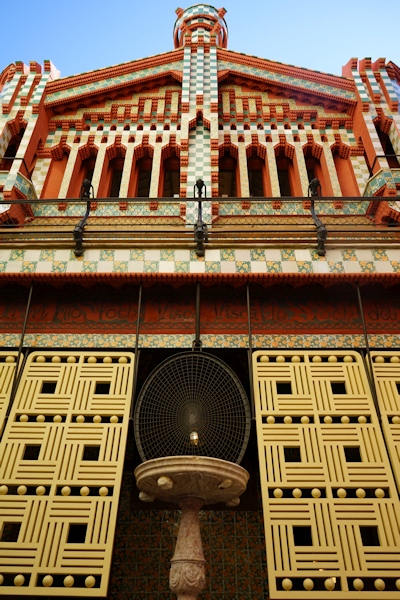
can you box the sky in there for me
[2,0,400,80]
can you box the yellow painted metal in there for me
[253,350,400,598]
[0,352,19,435]
[371,352,400,493]
[0,351,134,596]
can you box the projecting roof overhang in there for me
[0,272,399,289]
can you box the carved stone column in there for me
[169,497,206,600]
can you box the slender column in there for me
[58,146,79,198]
[294,143,309,196]
[237,142,250,197]
[266,143,280,196]
[169,497,206,600]
[149,143,162,198]
[119,144,135,198]
[91,144,107,198]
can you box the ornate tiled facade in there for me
[1,4,400,600]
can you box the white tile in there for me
[190,261,205,273]
[114,249,130,261]
[128,261,144,272]
[375,261,394,273]
[5,261,22,273]
[325,249,342,262]
[159,261,175,273]
[251,261,267,273]
[312,261,329,273]
[221,261,236,273]
[55,249,73,261]
[145,249,160,261]
[0,250,11,261]
[35,261,53,273]
[24,249,41,262]
[66,261,83,273]
[355,249,373,261]
[235,249,251,261]
[343,261,362,273]
[295,249,311,261]
[281,262,299,273]
[175,249,191,261]
[385,249,400,261]
[205,249,221,261]
[265,249,281,262]
[97,261,113,273]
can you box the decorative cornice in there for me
[217,49,355,92]
[45,49,184,94]
[0,272,399,288]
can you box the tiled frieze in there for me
[217,61,357,103]
[1,248,399,276]
[44,61,183,106]
[1,333,400,351]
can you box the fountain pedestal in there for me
[134,456,249,600]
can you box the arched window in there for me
[219,149,237,197]
[247,147,265,197]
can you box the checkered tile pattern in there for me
[0,72,19,105]
[0,124,11,160]
[352,68,371,104]
[350,156,370,195]
[45,62,183,105]
[1,248,399,276]
[31,157,51,197]
[218,61,356,102]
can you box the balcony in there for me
[0,197,399,256]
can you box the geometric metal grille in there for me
[0,352,19,435]
[134,351,250,464]
[0,351,134,596]
[371,351,400,494]
[253,350,400,598]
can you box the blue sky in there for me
[2,0,399,80]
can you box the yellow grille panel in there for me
[0,351,134,596]
[253,350,400,598]
[371,352,400,493]
[0,353,19,435]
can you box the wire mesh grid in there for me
[134,352,251,464]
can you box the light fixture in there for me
[308,178,327,256]
[190,431,199,446]
[73,179,94,257]
[193,178,208,257]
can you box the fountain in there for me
[133,351,251,599]
[135,455,249,599]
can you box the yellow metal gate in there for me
[253,350,400,599]
[0,351,134,596]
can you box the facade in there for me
[0,3,400,599]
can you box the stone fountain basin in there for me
[134,455,249,506]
